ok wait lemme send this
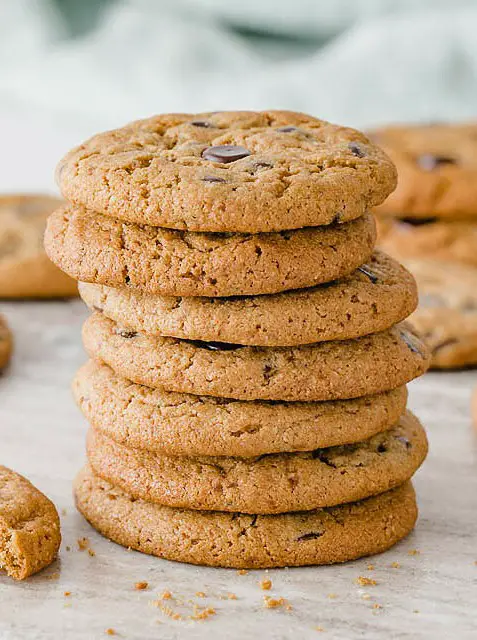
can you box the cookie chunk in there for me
[86,411,427,514]
[75,466,417,569]
[377,217,477,268]
[74,361,408,457]
[0,194,77,298]
[57,110,397,233]
[371,123,477,220]
[0,466,61,580]
[0,315,12,371]
[82,314,430,401]
[45,206,376,297]
[79,251,417,346]
[405,259,477,368]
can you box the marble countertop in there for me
[0,299,476,640]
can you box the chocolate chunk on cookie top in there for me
[56,110,397,232]
[0,466,61,580]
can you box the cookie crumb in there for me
[408,549,420,556]
[355,576,377,586]
[413,609,420,614]
[195,591,206,598]
[263,596,292,611]
[158,604,182,621]
[135,581,148,590]
[314,628,325,633]
[362,594,371,600]
[367,564,375,571]
[160,590,172,600]
[189,605,216,621]
[105,630,116,636]
[260,579,272,590]
[227,593,237,600]
[77,537,89,551]
[66,546,71,552]
[87,548,96,557]
[391,561,400,569]
[237,569,248,575]
[61,508,68,516]
[372,603,383,610]
[64,591,71,597]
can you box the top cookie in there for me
[57,110,397,233]
[371,123,477,220]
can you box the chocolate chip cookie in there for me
[57,110,397,233]
[86,411,427,514]
[74,360,408,457]
[78,251,417,346]
[0,466,61,580]
[75,466,417,568]
[370,122,477,220]
[45,205,376,297]
[0,194,77,298]
[82,314,430,401]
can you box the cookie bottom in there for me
[74,466,417,569]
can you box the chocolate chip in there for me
[357,265,379,283]
[417,154,457,171]
[184,339,245,351]
[312,450,337,468]
[349,142,366,157]
[277,126,299,133]
[202,175,226,183]
[398,216,438,226]
[400,330,423,355]
[377,443,387,453]
[395,435,412,449]
[191,120,215,128]
[202,145,250,164]
[297,531,324,542]
[115,328,138,339]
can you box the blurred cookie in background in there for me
[0,194,77,298]
[0,313,12,371]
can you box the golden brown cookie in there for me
[0,466,61,580]
[371,123,477,220]
[78,251,417,346]
[86,411,427,514]
[377,216,477,268]
[82,313,430,401]
[57,110,397,233]
[45,205,376,297]
[0,315,12,371]
[404,259,477,369]
[0,194,77,298]
[75,466,417,569]
[73,360,408,457]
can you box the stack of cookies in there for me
[45,111,430,569]
[372,123,477,369]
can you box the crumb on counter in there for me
[355,576,377,586]
[260,578,272,590]
[263,596,292,611]
[105,630,116,636]
[135,581,148,590]
[237,569,248,575]
[408,549,420,556]
[391,561,400,568]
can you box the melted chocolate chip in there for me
[349,142,366,157]
[202,175,226,183]
[377,443,387,453]
[202,145,250,164]
[400,330,423,355]
[398,216,438,226]
[297,531,324,542]
[395,435,412,449]
[277,126,299,133]
[115,329,138,339]
[357,265,379,283]
[184,339,245,351]
[417,154,457,171]
[191,120,215,128]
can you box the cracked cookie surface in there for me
[45,205,376,297]
[86,411,427,514]
[78,251,417,346]
[74,361,408,457]
[370,122,477,220]
[57,110,397,233]
[0,194,77,298]
[0,466,61,580]
[74,466,417,568]
[82,314,430,401]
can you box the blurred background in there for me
[1,0,477,192]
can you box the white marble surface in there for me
[0,300,476,640]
